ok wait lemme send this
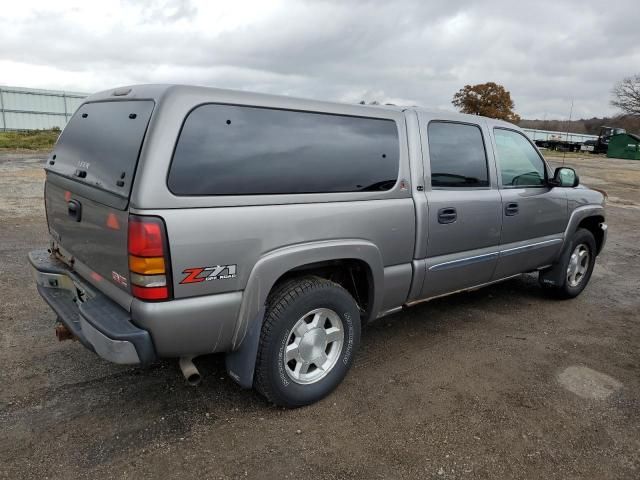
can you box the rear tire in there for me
[539,228,597,299]
[254,276,360,408]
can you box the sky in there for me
[1,0,638,120]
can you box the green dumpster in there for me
[607,133,640,160]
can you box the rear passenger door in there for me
[418,117,502,299]
[491,127,568,279]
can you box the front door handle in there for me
[437,207,457,224]
[505,202,519,216]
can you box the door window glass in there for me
[427,122,489,188]
[494,128,547,187]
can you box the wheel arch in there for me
[561,205,606,256]
[225,240,383,388]
[576,215,606,255]
[233,239,383,348]
[271,258,375,320]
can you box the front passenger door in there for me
[492,128,568,279]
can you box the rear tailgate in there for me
[45,100,154,295]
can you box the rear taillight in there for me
[128,215,172,301]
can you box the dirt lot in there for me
[0,151,638,479]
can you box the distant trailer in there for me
[522,128,598,152]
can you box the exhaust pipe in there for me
[179,356,202,386]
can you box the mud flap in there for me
[539,241,571,287]
[225,308,265,389]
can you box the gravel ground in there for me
[0,151,638,479]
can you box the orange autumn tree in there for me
[452,82,521,123]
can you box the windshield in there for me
[47,100,154,198]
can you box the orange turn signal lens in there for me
[128,255,165,275]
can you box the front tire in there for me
[539,228,597,299]
[254,276,360,407]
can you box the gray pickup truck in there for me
[30,84,607,407]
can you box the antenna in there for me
[562,99,574,166]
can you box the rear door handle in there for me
[437,207,457,224]
[505,202,519,216]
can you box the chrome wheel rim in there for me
[284,308,344,385]
[567,243,590,287]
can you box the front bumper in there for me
[29,249,156,365]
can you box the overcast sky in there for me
[1,0,638,119]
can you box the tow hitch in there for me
[55,321,76,341]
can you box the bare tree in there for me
[611,75,640,115]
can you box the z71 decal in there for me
[180,265,237,284]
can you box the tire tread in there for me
[254,276,346,405]
[541,228,596,299]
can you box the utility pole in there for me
[562,99,574,166]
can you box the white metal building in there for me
[0,86,87,131]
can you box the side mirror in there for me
[551,167,579,187]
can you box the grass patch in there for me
[0,129,60,151]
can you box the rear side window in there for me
[49,101,154,197]
[427,122,489,188]
[168,105,399,195]
[494,128,546,187]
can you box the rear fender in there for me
[225,239,383,388]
